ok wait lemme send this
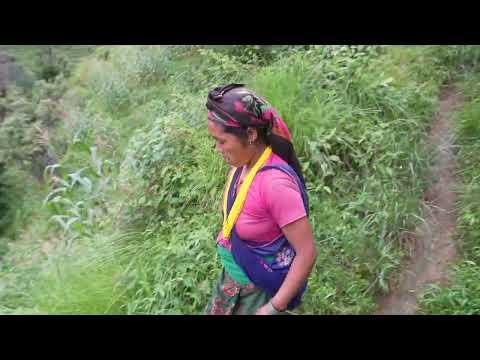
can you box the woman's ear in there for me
[246,127,258,144]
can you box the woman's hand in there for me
[255,304,272,315]
[255,301,284,315]
[269,217,318,311]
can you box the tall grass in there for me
[0,45,466,314]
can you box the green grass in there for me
[29,234,129,315]
[418,68,480,315]
[0,45,97,69]
[1,45,477,315]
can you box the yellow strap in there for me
[222,146,273,240]
[222,168,236,227]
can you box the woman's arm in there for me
[256,216,317,314]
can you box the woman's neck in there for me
[245,143,268,171]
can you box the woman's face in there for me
[208,120,251,168]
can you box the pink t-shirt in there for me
[217,153,307,249]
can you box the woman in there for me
[204,83,317,315]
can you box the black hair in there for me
[223,124,306,185]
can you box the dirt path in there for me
[375,85,464,315]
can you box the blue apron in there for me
[226,163,309,310]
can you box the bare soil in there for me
[375,85,464,315]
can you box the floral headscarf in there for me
[206,83,292,143]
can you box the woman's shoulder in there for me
[267,152,288,166]
[264,153,295,176]
[256,155,306,221]
[257,154,300,190]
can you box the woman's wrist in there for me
[265,301,284,315]
[270,298,287,312]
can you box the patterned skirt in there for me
[204,269,272,315]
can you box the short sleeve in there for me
[261,170,307,228]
